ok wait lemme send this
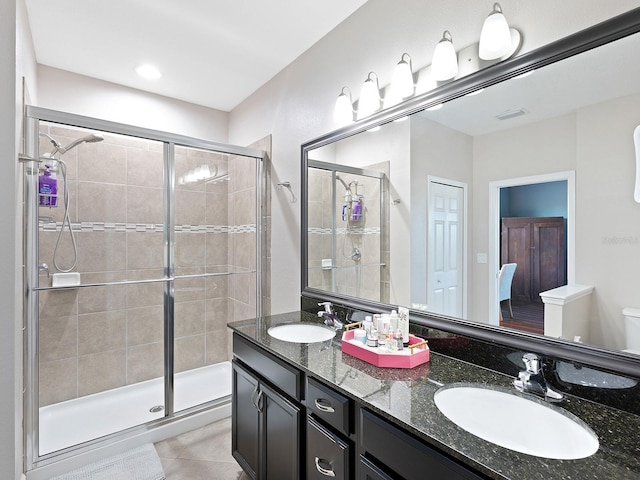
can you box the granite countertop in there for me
[228,311,640,480]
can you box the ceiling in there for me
[25,0,368,112]
[420,30,640,137]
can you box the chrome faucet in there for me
[317,302,344,330]
[513,353,564,402]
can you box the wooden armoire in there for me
[501,217,566,303]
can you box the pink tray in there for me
[341,330,430,368]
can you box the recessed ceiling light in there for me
[135,64,162,80]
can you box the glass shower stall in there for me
[22,106,266,471]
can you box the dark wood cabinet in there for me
[232,333,487,480]
[359,409,486,480]
[358,456,395,480]
[307,415,351,479]
[501,216,566,303]
[232,360,301,480]
[232,361,260,479]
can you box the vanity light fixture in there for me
[432,31,458,81]
[357,72,382,120]
[135,64,162,80]
[334,86,355,125]
[479,3,512,60]
[391,53,415,100]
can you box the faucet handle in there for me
[522,353,541,374]
[318,301,333,313]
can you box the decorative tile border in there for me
[308,227,380,235]
[39,221,256,234]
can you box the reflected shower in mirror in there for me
[304,24,640,357]
[307,160,389,303]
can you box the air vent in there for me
[496,108,528,120]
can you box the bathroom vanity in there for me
[229,311,640,480]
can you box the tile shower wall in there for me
[37,124,266,407]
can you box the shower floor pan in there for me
[39,362,232,455]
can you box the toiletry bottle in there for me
[372,314,381,331]
[378,316,388,346]
[390,310,399,333]
[341,204,349,221]
[395,329,404,351]
[363,315,373,337]
[39,165,58,207]
[351,197,362,221]
[388,330,397,352]
[398,307,410,346]
[367,327,378,347]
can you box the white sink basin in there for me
[434,384,599,459]
[268,323,336,343]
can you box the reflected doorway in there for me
[489,171,575,330]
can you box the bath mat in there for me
[49,443,165,480]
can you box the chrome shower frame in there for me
[23,106,267,473]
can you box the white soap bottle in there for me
[398,307,410,346]
[390,310,399,333]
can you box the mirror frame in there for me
[301,7,640,377]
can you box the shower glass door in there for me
[36,122,168,455]
[25,108,264,468]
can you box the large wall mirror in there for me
[302,8,640,375]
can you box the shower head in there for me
[336,175,351,192]
[55,133,104,155]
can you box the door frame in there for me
[488,171,575,325]
[427,176,468,319]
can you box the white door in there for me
[428,180,464,317]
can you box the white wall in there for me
[410,116,473,312]
[37,65,229,142]
[576,93,640,349]
[227,0,640,315]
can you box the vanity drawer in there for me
[307,415,351,479]
[360,409,484,480]
[306,377,351,435]
[233,333,302,400]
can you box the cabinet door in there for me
[232,361,260,480]
[532,218,566,296]
[262,383,301,480]
[307,415,350,479]
[358,456,394,480]
[501,217,532,302]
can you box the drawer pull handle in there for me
[315,399,335,413]
[314,457,336,477]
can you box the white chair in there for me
[498,263,517,320]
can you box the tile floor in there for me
[154,417,250,480]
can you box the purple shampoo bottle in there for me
[39,165,58,207]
